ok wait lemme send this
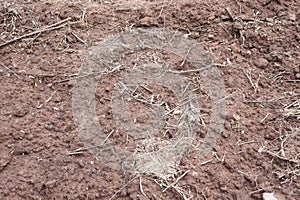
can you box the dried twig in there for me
[48,64,123,86]
[68,130,114,155]
[0,63,20,78]
[168,65,212,74]
[258,147,299,164]
[0,17,72,48]
[180,45,193,67]
[108,176,137,200]
[72,32,87,45]
[162,170,189,192]
[225,7,235,21]
[200,158,214,165]
[244,69,259,93]
[249,186,273,195]
[139,177,147,197]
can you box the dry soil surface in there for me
[0,0,299,199]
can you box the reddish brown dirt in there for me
[0,0,299,199]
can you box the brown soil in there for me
[0,0,299,199]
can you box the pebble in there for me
[0,150,12,171]
[263,192,278,200]
[253,57,268,69]
[208,34,214,39]
[139,17,157,26]
[13,106,28,117]
[78,160,85,168]
[288,13,296,21]
[45,179,56,187]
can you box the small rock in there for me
[236,55,244,63]
[296,33,300,41]
[220,14,230,20]
[230,44,241,53]
[265,18,274,23]
[139,17,157,27]
[13,106,28,117]
[241,50,252,58]
[0,149,12,171]
[264,131,277,140]
[224,121,231,130]
[191,32,200,38]
[295,73,300,79]
[221,131,230,138]
[233,114,240,121]
[208,34,214,39]
[233,21,243,30]
[26,134,34,140]
[12,145,29,155]
[234,191,249,200]
[78,160,85,168]
[53,95,62,103]
[220,186,227,192]
[45,179,56,187]
[263,192,278,200]
[288,13,296,21]
[253,57,269,69]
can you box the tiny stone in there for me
[230,44,240,53]
[236,55,244,63]
[264,132,277,140]
[233,21,243,30]
[139,17,157,27]
[233,114,240,121]
[78,160,85,168]
[288,13,296,21]
[253,57,268,69]
[27,134,34,140]
[263,192,278,200]
[208,34,214,39]
[241,50,252,58]
[191,32,200,38]
[220,186,227,191]
[45,179,56,187]
[13,107,28,117]
[265,18,274,23]
[221,131,230,138]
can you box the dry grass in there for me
[259,127,299,188]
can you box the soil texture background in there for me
[0,0,299,199]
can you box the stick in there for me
[108,176,137,200]
[249,186,273,195]
[0,63,20,78]
[139,177,147,197]
[71,32,87,45]
[180,45,193,67]
[162,170,190,192]
[68,130,114,155]
[261,149,299,163]
[49,65,122,86]
[200,158,214,165]
[225,7,235,21]
[168,65,213,74]
[244,69,258,93]
[0,17,71,48]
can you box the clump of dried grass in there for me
[259,127,299,187]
